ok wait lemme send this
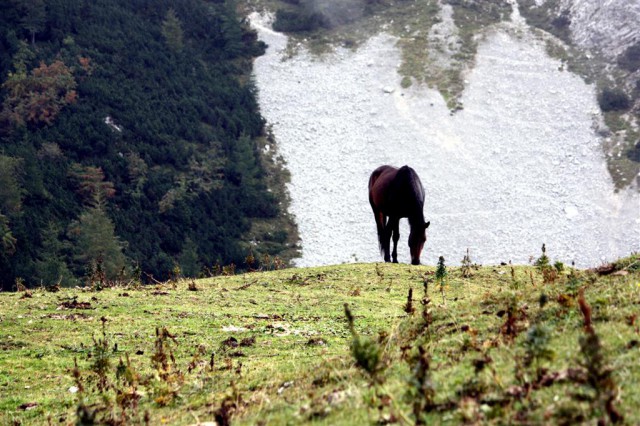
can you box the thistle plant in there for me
[534,244,550,270]
[435,256,447,304]
[344,303,382,382]
[535,244,557,283]
[460,249,474,278]
[523,324,554,380]
[404,287,415,315]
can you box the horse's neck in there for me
[408,212,425,229]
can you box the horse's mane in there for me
[396,166,426,226]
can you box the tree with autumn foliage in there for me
[1,43,77,127]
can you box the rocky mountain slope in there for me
[561,0,640,59]
[245,0,639,267]
[518,0,640,184]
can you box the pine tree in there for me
[0,215,16,256]
[15,0,46,44]
[68,206,126,280]
[68,166,126,280]
[161,9,184,53]
[179,238,199,278]
[0,155,23,256]
[34,223,74,286]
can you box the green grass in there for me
[1,256,639,424]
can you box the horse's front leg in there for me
[390,217,400,263]
[382,216,392,263]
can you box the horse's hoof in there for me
[392,259,398,264]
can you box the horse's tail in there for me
[369,167,388,255]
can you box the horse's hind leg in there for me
[390,217,400,263]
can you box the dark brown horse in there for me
[369,165,430,265]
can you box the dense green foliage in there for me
[272,0,395,33]
[618,42,640,72]
[517,0,572,44]
[598,87,632,112]
[0,0,292,289]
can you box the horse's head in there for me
[409,221,430,265]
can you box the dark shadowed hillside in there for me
[0,0,298,289]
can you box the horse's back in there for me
[369,165,424,215]
[369,165,397,187]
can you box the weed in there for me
[421,275,433,333]
[406,345,436,424]
[575,289,624,423]
[258,253,286,271]
[88,256,108,290]
[566,267,581,298]
[222,263,236,276]
[15,277,32,298]
[435,256,447,304]
[149,327,184,406]
[91,317,112,392]
[404,287,415,315]
[114,354,142,420]
[535,244,558,283]
[205,261,223,277]
[509,263,523,290]
[523,324,554,380]
[375,263,384,282]
[187,280,198,291]
[70,319,148,425]
[245,249,256,271]
[460,249,478,278]
[187,345,208,374]
[170,264,182,282]
[214,394,237,426]
[344,303,383,382]
[499,293,527,342]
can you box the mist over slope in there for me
[249,3,640,267]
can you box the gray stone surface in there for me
[250,12,640,268]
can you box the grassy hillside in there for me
[1,254,638,425]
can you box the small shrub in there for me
[598,87,631,112]
[344,303,383,381]
[435,256,447,303]
[273,9,328,33]
[404,287,415,315]
[407,345,436,424]
[618,42,640,72]
[523,324,554,379]
[576,290,624,424]
[460,249,476,278]
[627,141,640,162]
[150,327,184,406]
[535,244,558,283]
